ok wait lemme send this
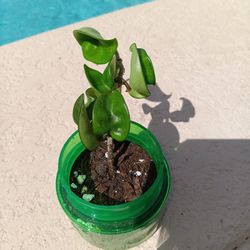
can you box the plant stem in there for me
[115,52,132,91]
[115,51,125,77]
[122,79,132,92]
[107,136,114,175]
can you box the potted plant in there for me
[56,27,171,249]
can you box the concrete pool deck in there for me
[1,0,250,249]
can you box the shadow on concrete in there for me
[143,86,250,250]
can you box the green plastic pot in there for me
[56,121,171,249]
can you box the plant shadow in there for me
[142,86,250,250]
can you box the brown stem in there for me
[107,136,114,176]
[115,52,132,92]
[122,79,132,92]
[115,52,125,78]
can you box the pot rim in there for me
[56,121,171,231]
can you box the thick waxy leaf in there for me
[73,90,98,124]
[109,54,117,79]
[85,88,99,108]
[73,94,84,125]
[129,43,156,99]
[92,94,110,137]
[92,90,130,141]
[85,88,99,120]
[73,27,118,64]
[138,48,156,85]
[75,94,99,150]
[109,91,130,141]
[84,64,115,94]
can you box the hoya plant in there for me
[73,27,156,172]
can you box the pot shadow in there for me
[142,86,250,250]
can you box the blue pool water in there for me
[0,0,152,45]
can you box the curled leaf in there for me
[73,94,84,125]
[84,64,115,94]
[73,91,98,124]
[73,27,118,64]
[85,88,99,120]
[129,43,156,99]
[92,90,130,141]
[77,94,99,150]
[85,88,99,108]
[138,48,156,85]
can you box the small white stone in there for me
[82,194,95,202]
[139,159,145,162]
[105,152,108,158]
[134,171,142,176]
[70,183,77,189]
[81,186,88,194]
[114,190,118,193]
[116,170,120,174]
[73,171,78,177]
[77,175,86,185]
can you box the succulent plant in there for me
[73,27,156,152]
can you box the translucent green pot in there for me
[56,121,171,249]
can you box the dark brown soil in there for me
[70,140,156,205]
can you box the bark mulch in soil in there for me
[70,140,156,205]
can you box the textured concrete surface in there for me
[1,0,250,249]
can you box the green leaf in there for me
[109,54,117,79]
[129,43,156,99]
[73,90,98,124]
[84,64,115,94]
[78,94,99,150]
[109,91,130,141]
[85,88,99,108]
[73,94,84,125]
[85,88,98,121]
[138,48,156,85]
[92,94,110,136]
[129,89,146,99]
[92,90,130,141]
[103,61,116,88]
[73,27,118,64]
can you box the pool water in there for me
[0,0,152,45]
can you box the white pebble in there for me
[70,183,77,189]
[134,171,142,176]
[105,152,108,158]
[81,186,88,194]
[82,194,95,202]
[114,190,117,193]
[139,159,145,162]
[77,175,86,185]
[116,170,120,174]
[73,171,78,177]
